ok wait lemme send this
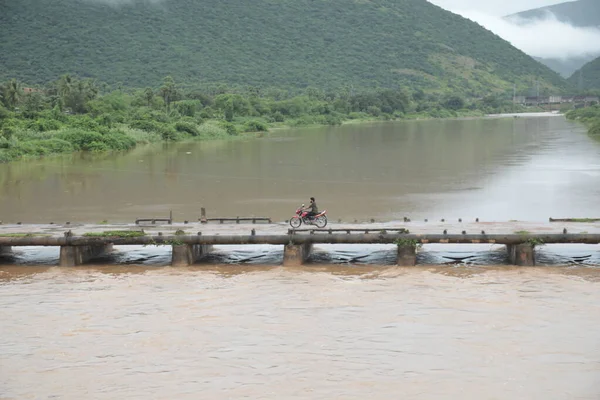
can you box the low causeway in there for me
[1,219,599,267]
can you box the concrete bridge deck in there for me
[1,220,599,267]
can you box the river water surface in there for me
[2,114,600,222]
[1,115,600,399]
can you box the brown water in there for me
[1,267,599,399]
[2,115,600,399]
[2,115,600,223]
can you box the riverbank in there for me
[566,105,600,136]
[2,74,550,162]
[0,107,556,163]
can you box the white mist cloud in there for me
[457,10,600,59]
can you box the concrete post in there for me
[171,244,213,266]
[283,243,312,266]
[507,243,535,266]
[397,245,417,266]
[0,246,12,256]
[59,244,113,267]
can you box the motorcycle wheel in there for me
[314,216,328,228]
[289,217,302,228]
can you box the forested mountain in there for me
[569,56,600,90]
[507,0,600,27]
[533,55,597,79]
[507,0,600,77]
[0,0,566,94]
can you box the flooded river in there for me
[1,115,600,399]
[2,114,600,223]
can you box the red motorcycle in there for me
[289,204,328,228]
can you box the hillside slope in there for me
[569,56,600,90]
[507,0,600,27]
[0,0,567,94]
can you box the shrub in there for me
[103,130,137,150]
[159,125,178,141]
[97,113,115,128]
[56,129,105,150]
[270,111,285,122]
[129,119,162,132]
[197,121,227,137]
[243,119,268,132]
[366,106,381,117]
[174,121,200,136]
[590,120,600,136]
[219,121,239,135]
[32,118,62,132]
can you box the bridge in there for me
[0,219,599,267]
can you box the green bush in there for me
[31,118,62,132]
[197,121,228,137]
[219,121,239,135]
[174,121,200,136]
[56,129,105,150]
[97,113,114,127]
[5,138,74,157]
[103,130,137,150]
[243,119,268,132]
[159,125,178,141]
[86,141,110,152]
[129,119,162,132]
[270,111,285,122]
[590,120,600,136]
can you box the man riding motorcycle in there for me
[302,197,319,220]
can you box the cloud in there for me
[456,10,600,59]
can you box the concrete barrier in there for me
[506,243,535,266]
[283,243,312,266]
[59,244,113,267]
[397,245,417,266]
[171,244,213,266]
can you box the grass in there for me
[83,230,146,238]
[0,233,49,237]
[514,230,530,235]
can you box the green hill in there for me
[569,56,600,90]
[0,0,567,94]
[507,0,600,27]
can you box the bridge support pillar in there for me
[171,244,213,266]
[283,243,312,266]
[397,245,417,266]
[60,244,113,267]
[507,243,535,266]
[0,246,12,256]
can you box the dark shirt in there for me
[307,201,318,214]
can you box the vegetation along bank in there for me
[0,75,539,162]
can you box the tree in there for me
[144,87,154,107]
[2,79,22,110]
[214,94,250,121]
[23,91,45,116]
[160,76,177,111]
[443,95,466,111]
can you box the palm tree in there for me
[160,76,177,111]
[3,79,22,110]
[144,87,154,107]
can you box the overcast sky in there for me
[427,0,600,60]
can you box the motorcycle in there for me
[289,204,328,228]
